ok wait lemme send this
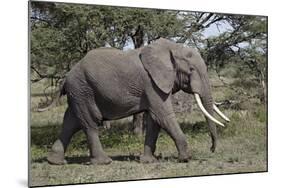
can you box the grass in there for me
[29,76,267,187]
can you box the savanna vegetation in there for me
[30,2,267,187]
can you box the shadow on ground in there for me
[32,153,184,165]
[31,119,219,166]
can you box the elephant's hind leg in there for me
[47,107,82,165]
[70,99,112,165]
[84,126,112,165]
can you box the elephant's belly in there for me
[85,63,147,120]
[96,95,144,120]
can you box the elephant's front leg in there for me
[140,112,160,163]
[84,127,112,165]
[160,114,191,162]
[148,96,191,162]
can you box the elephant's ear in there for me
[140,45,175,94]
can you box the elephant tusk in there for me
[213,104,230,122]
[194,94,225,127]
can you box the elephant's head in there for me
[140,38,229,152]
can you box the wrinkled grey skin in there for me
[47,38,217,165]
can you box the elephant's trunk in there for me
[196,76,219,152]
[201,93,218,152]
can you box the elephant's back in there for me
[79,48,147,96]
[81,48,145,80]
[83,48,141,69]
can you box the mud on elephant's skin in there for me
[43,38,230,165]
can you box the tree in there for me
[201,15,267,103]
[31,3,109,85]
[31,2,267,132]
[31,3,186,85]
[31,2,191,135]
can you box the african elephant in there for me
[47,38,229,165]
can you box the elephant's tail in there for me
[37,79,66,112]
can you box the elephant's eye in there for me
[187,67,194,76]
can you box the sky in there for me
[123,19,234,51]
[202,20,232,38]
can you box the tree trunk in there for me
[132,113,144,136]
[131,25,146,135]
[262,80,267,104]
[260,71,267,104]
[131,25,144,49]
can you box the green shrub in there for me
[253,105,267,123]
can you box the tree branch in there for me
[31,65,64,83]
[30,16,52,26]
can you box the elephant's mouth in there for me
[194,93,230,127]
[181,82,192,93]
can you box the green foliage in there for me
[29,4,267,186]
[31,2,267,106]
[30,67,267,186]
[253,105,267,123]
[31,125,60,147]
[30,2,186,85]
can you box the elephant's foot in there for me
[47,139,66,165]
[140,154,158,163]
[90,156,112,165]
[178,153,192,163]
[47,151,66,165]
